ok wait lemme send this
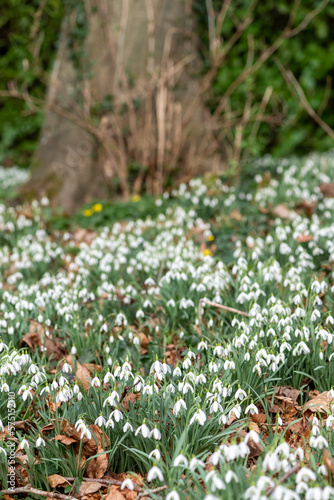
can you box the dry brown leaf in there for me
[53,434,78,445]
[20,320,65,362]
[237,430,263,458]
[319,182,334,198]
[303,391,334,415]
[272,204,290,219]
[79,481,102,496]
[46,394,62,413]
[86,445,108,479]
[324,449,334,481]
[48,474,71,488]
[76,362,92,392]
[296,234,314,243]
[249,421,261,434]
[231,209,243,221]
[122,393,140,412]
[104,486,126,500]
[250,413,266,425]
[276,386,300,403]
[4,495,15,500]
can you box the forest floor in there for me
[1,151,334,500]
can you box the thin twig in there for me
[137,485,168,499]
[63,476,142,492]
[266,463,301,496]
[0,486,77,500]
[275,57,334,141]
[198,298,249,335]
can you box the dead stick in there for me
[137,485,168,499]
[0,486,77,500]
[198,298,249,334]
[63,476,141,492]
[266,463,301,496]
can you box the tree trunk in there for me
[22,0,225,213]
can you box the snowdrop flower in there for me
[36,435,46,447]
[189,408,206,426]
[245,403,258,415]
[173,454,188,467]
[121,478,134,490]
[110,408,123,422]
[197,341,208,350]
[234,387,247,400]
[225,470,239,483]
[123,421,133,433]
[149,448,161,460]
[19,438,30,450]
[91,376,100,388]
[150,426,161,440]
[95,415,107,427]
[62,362,72,373]
[173,398,187,416]
[135,422,150,438]
[166,492,180,500]
[189,457,205,470]
[147,465,164,482]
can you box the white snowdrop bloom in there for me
[91,376,100,388]
[203,495,220,500]
[234,388,247,400]
[135,422,150,438]
[310,309,321,322]
[224,360,235,370]
[296,482,309,494]
[147,465,164,482]
[110,408,123,422]
[173,366,182,377]
[328,389,334,398]
[173,398,187,416]
[20,438,30,450]
[225,470,239,483]
[1,382,9,392]
[103,418,114,429]
[189,408,207,426]
[149,448,161,460]
[95,415,107,427]
[36,436,46,447]
[296,468,316,483]
[309,435,328,449]
[182,357,192,370]
[189,457,205,470]
[123,422,133,432]
[326,315,334,325]
[173,454,188,467]
[197,341,208,350]
[166,491,180,500]
[62,362,72,373]
[104,372,115,384]
[245,403,258,415]
[150,427,161,440]
[121,478,134,490]
[136,309,145,319]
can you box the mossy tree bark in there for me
[22,0,225,213]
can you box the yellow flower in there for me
[132,195,141,203]
[203,249,213,257]
[83,209,93,217]
[207,235,215,242]
[92,203,103,212]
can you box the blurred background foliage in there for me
[1,0,333,168]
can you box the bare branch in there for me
[275,58,334,141]
[0,486,77,500]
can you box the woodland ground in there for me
[1,152,334,499]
